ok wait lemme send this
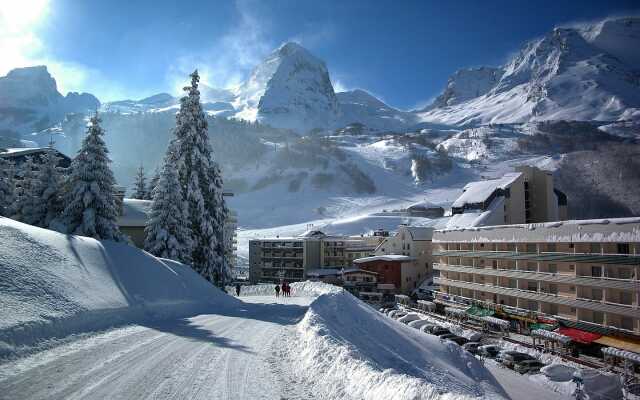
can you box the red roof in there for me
[555,327,602,344]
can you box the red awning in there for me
[555,327,602,344]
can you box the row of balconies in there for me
[439,242,637,255]
[435,277,640,318]
[433,263,639,291]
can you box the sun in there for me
[0,0,49,32]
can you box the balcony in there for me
[435,277,640,318]
[434,263,638,291]
[433,249,640,266]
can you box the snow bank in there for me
[291,291,507,400]
[0,217,238,358]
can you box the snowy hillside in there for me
[419,16,640,125]
[0,217,237,358]
[0,66,99,136]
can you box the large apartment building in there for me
[248,230,382,283]
[448,166,567,228]
[432,218,640,338]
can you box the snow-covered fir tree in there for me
[145,168,160,200]
[172,70,227,284]
[60,112,123,240]
[26,150,65,228]
[144,142,192,263]
[12,157,38,223]
[0,157,16,217]
[131,165,148,199]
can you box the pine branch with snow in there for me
[59,112,123,241]
[145,168,159,200]
[27,150,66,228]
[172,70,227,284]
[12,157,38,223]
[131,165,148,199]
[0,157,16,217]
[144,142,192,263]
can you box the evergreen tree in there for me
[145,168,160,200]
[12,157,38,222]
[173,70,227,283]
[60,112,122,240]
[144,142,192,262]
[132,165,148,199]
[0,157,16,217]
[26,151,65,228]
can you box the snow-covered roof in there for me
[601,347,640,363]
[402,226,434,241]
[532,329,572,344]
[353,255,416,263]
[343,268,378,275]
[451,172,521,208]
[306,268,342,277]
[0,147,70,160]
[434,217,640,243]
[298,230,327,238]
[118,199,152,227]
[479,316,510,328]
[446,196,505,229]
[406,200,442,211]
[445,307,467,316]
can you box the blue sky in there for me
[1,0,637,108]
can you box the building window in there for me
[617,243,630,254]
[621,317,633,330]
[590,243,600,254]
[591,288,602,301]
[526,244,537,253]
[548,264,557,274]
[620,291,632,305]
[591,266,602,277]
[547,243,556,252]
[593,312,604,324]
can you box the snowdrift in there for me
[240,281,342,297]
[0,217,238,358]
[292,290,507,400]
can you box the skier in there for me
[235,283,241,297]
[275,284,281,298]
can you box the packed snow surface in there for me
[0,217,238,357]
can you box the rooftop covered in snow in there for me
[434,217,640,243]
[353,255,416,263]
[451,172,521,209]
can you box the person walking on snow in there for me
[275,284,280,298]
[235,283,241,297]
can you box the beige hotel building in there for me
[433,218,640,336]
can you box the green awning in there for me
[530,323,556,331]
[466,306,494,317]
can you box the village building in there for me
[432,217,640,351]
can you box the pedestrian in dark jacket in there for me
[275,284,281,298]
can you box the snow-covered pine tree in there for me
[26,150,65,228]
[145,168,160,200]
[12,157,38,223]
[131,165,148,199]
[172,70,227,283]
[60,112,123,240]
[144,142,192,263]
[0,157,16,217]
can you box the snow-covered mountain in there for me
[419,17,640,126]
[232,42,339,132]
[336,89,416,132]
[0,66,100,135]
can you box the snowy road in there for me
[0,296,312,400]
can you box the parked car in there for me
[446,336,469,345]
[514,360,545,374]
[407,319,431,329]
[478,345,501,358]
[397,313,421,324]
[419,324,438,333]
[497,351,536,369]
[462,342,481,354]
[439,333,458,340]
[388,310,407,319]
[432,328,452,336]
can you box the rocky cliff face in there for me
[0,66,99,134]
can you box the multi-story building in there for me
[353,255,420,294]
[432,218,640,339]
[248,230,382,283]
[448,166,567,228]
[373,225,435,284]
[223,209,238,270]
